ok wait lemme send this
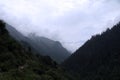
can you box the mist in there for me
[0,0,120,52]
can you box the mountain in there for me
[62,22,120,80]
[27,35,71,63]
[6,24,70,63]
[0,20,76,80]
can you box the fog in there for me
[0,0,120,52]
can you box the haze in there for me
[0,0,120,52]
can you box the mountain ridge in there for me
[6,24,70,63]
[62,22,120,80]
[0,20,77,80]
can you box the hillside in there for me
[62,22,120,80]
[6,24,70,63]
[0,20,76,80]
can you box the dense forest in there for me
[0,20,77,80]
[63,22,120,80]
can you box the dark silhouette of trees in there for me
[63,22,120,80]
[0,20,8,35]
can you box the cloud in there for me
[0,0,120,52]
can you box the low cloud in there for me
[0,0,120,52]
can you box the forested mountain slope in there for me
[0,20,75,80]
[62,22,120,80]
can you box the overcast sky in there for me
[0,0,120,52]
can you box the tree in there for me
[0,20,8,34]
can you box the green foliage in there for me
[0,20,77,80]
